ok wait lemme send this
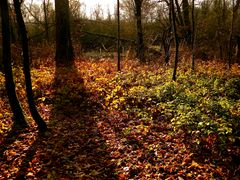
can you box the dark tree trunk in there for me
[217,0,226,60]
[236,36,240,64]
[55,0,74,65]
[0,0,28,128]
[13,0,47,132]
[9,6,17,43]
[171,0,179,81]
[134,0,145,62]
[43,0,49,42]
[228,0,240,68]
[117,0,121,71]
[182,0,191,45]
[191,0,195,70]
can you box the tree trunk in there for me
[228,0,240,67]
[13,0,47,132]
[218,0,226,60]
[117,0,121,71]
[43,0,49,42]
[236,36,240,64]
[191,0,195,70]
[171,0,179,81]
[134,0,145,62]
[182,0,191,45]
[55,0,74,65]
[0,0,28,128]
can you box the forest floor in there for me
[0,58,240,179]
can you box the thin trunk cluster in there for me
[0,0,28,128]
[1,0,47,132]
[13,0,47,132]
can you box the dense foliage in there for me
[1,59,240,179]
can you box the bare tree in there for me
[91,4,104,20]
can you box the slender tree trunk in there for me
[55,0,74,65]
[191,0,195,70]
[236,36,240,64]
[117,0,121,71]
[43,0,49,42]
[228,0,234,68]
[171,0,179,81]
[0,0,28,128]
[228,0,240,68]
[182,0,191,45]
[13,0,47,132]
[134,0,145,62]
[218,0,226,60]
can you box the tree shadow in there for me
[14,63,117,179]
[0,125,27,161]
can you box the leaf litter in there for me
[0,59,240,179]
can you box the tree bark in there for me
[13,0,47,132]
[171,0,179,81]
[191,0,195,70]
[0,0,28,128]
[117,0,121,71]
[236,36,240,64]
[55,0,74,65]
[43,0,50,42]
[134,0,145,62]
[182,0,191,45]
[228,0,240,67]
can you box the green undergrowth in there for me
[95,62,240,149]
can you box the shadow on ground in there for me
[14,64,117,179]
